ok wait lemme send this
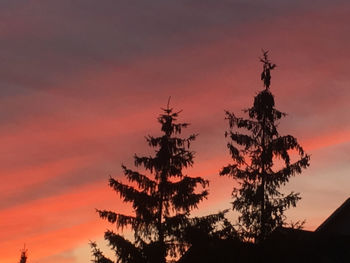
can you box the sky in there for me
[1,1,350,262]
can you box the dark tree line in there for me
[91,52,310,262]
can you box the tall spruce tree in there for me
[92,100,209,263]
[220,51,310,242]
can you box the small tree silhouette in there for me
[19,246,27,263]
[220,51,310,242]
[92,100,209,263]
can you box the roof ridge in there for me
[315,197,350,232]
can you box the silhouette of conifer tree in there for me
[220,51,310,242]
[92,99,209,263]
[19,247,27,263]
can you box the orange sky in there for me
[1,1,350,262]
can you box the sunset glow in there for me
[1,1,350,262]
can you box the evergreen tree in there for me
[19,247,27,263]
[92,100,209,263]
[220,51,310,242]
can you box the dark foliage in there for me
[91,100,209,263]
[220,51,310,242]
[90,242,114,263]
[179,230,350,263]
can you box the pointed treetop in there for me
[19,245,27,263]
[161,96,180,115]
[159,97,187,137]
[166,96,172,113]
[260,50,276,89]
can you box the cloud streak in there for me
[1,1,350,262]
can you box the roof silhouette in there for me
[316,197,350,235]
[178,198,350,263]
